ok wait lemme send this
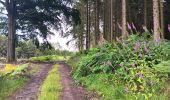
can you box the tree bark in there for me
[6,0,16,63]
[95,0,100,46]
[153,0,160,42]
[86,0,90,50]
[144,0,147,27]
[122,0,127,38]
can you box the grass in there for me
[30,55,70,62]
[0,77,28,100]
[38,64,62,100]
[79,74,168,100]
[0,64,30,100]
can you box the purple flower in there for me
[131,63,135,68]
[134,42,140,51]
[138,71,143,78]
[168,24,170,32]
[127,22,132,30]
[132,23,137,30]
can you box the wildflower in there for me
[144,41,149,53]
[117,23,122,30]
[114,43,118,47]
[132,23,137,30]
[124,86,129,93]
[138,71,143,78]
[116,37,121,42]
[131,63,135,68]
[127,22,132,30]
[168,24,170,32]
[142,25,149,32]
[134,42,140,51]
[122,42,126,47]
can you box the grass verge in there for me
[38,64,62,100]
[0,64,29,100]
[30,55,69,62]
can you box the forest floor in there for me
[6,62,97,100]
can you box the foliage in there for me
[38,64,62,100]
[0,64,29,99]
[71,35,170,99]
[16,41,37,58]
[29,55,69,62]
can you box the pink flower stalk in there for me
[114,43,118,47]
[122,43,126,47]
[134,42,140,51]
[168,24,170,32]
[138,71,143,78]
[124,86,129,93]
[132,23,137,30]
[116,37,121,42]
[131,63,135,68]
[127,22,132,30]
[144,42,149,53]
[117,23,122,30]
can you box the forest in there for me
[0,0,170,100]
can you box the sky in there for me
[47,33,77,52]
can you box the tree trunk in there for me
[86,0,90,50]
[95,0,100,46]
[144,0,147,27]
[7,0,16,63]
[160,1,164,38]
[122,0,127,38]
[110,0,113,42]
[153,0,160,42]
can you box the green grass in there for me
[30,55,69,62]
[0,64,39,100]
[0,77,27,100]
[38,64,62,100]
[79,74,167,100]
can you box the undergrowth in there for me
[69,34,170,100]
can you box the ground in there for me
[5,62,97,100]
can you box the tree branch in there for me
[0,11,7,15]
[0,0,5,6]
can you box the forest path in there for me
[8,63,53,100]
[8,62,97,100]
[59,63,97,100]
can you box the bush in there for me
[72,35,170,99]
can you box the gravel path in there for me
[9,64,52,100]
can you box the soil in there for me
[8,64,52,100]
[59,63,99,100]
[8,62,98,100]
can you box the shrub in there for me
[72,35,170,99]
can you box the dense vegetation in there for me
[69,34,170,99]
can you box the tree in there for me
[94,0,100,45]
[86,0,90,49]
[153,0,160,42]
[0,0,80,62]
[122,0,127,38]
